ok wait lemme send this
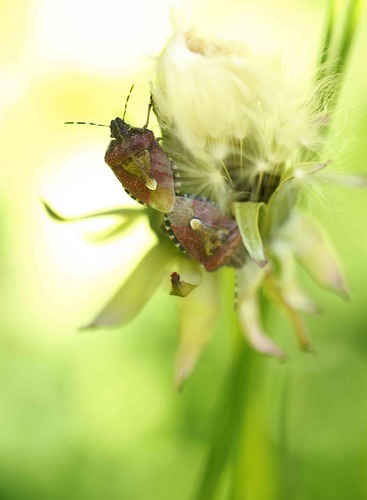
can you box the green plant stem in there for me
[332,0,362,77]
[193,269,257,500]
[193,342,255,500]
[278,367,293,500]
[318,0,336,73]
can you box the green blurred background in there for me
[1,0,367,498]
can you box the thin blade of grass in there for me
[317,0,363,112]
[318,0,337,76]
[332,0,363,76]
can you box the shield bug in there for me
[104,87,175,213]
[165,195,246,271]
[65,86,175,213]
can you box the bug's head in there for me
[110,117,131,140]
[109,84,137,140]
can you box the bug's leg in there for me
[144,93,154,129]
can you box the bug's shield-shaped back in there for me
[105,120,175,213]
[166,196,246,271]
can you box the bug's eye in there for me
[110,118,130,139]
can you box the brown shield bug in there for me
[65,86,175,213]
[104,88,175,213]
[165,195,246,271]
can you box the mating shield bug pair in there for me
[66,87,245,271]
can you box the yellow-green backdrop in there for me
[1,1,367,499]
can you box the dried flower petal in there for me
[170,273,198,297]
[169,257,202,297]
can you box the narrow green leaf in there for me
[318,0,336,73]
[316,0,363,111]
[87,219,139,243]
[83,242,175,329]
[233,201,267,267]
[41,198,145,222]
[333,0,362,76]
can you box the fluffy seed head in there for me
[152,29,329,213]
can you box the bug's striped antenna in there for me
[64,121,109,127]
[122,84,135,121]
[121,84,153,127]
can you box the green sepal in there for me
[83,242,176,329]
[233,201,267,267]
[237,262,285,359]
[264,275,314,352]
[280,161,329,184]
[264,179,298,238]
[285,213,349,300]
[175,271,220,391]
